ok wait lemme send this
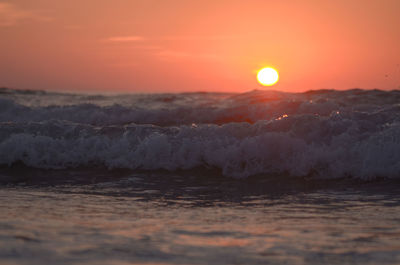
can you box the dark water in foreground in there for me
[1,169,400,265]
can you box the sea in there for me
[1,87,400,265]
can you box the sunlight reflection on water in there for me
[1,173,400,265]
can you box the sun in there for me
[257,67,279,86]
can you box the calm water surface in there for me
[1,171,400,265]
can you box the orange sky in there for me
[1,0,399,93]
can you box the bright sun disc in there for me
[257,67,279,86]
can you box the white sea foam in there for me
[1,88,400,178]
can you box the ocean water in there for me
[1,87,400,264]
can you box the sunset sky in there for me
[1,0,399,93]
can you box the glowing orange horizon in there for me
[0,0,399,93]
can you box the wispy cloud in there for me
[0,2,52,27]
[105,36,145,42]
[103,35,231,62]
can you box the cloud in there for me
[103,35,232,62]
[105,36,145,42]
[0,2,52,27]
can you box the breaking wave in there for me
[1,87,400,179]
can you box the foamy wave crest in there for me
[1,88,400,178]
[1,114,400,179]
